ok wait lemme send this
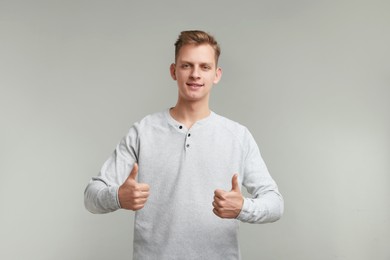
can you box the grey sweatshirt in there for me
[84,109,283,259]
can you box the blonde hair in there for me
[174,30,221,64]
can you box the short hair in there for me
[174,30,221,64]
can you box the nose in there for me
[190,66,201,79]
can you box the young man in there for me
[84,30,283,259]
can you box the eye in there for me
[181,64,190,69]
[202,65,211,70]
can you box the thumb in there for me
[231,174,240,192]
[128,163,139,180]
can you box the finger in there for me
[231,174,240,192]
[128,163,139,180]
[137,183,150,192]
[213,207,226,218]
[213,208,221,217]
[138,191,150,199]
[213,194,223,204]
[133,190,149,198]
[212,199,223,208]
[134,198,148,205]
[133,204,145,211]
[214,189,226,199]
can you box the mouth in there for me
[186,82,204,88]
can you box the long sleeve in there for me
[84,126,139,214]
[83,110,283,259]
[236,129,284,223]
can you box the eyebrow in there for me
[179,60,214,67]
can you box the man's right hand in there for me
[118,163,150,211]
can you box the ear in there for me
[213,67,222,84]
[170,63,177,80]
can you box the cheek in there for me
[177,72,190,81]
[176,75,185,83]
[206,74,217,84]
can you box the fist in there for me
[212,174,244,219]
[118,163,150,211]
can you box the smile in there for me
[186,83,204,87]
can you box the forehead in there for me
[177,44,216,64]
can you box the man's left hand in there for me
[213,174,244,219]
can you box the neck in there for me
[170,99,211,129]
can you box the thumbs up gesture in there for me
[118,163,150,211]
[212,174,244,219]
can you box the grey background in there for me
[1,0,389,259]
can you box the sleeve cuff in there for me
[236,198,251,222]
[111,185,121,210]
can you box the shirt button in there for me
[186,144,190,148]
[179,126,183,129]
[188,133,191,137]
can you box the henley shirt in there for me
[84,109,284,260]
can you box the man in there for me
[84,30,283,259]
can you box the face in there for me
[170,44,222,104]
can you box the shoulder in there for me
[210,112,257,149]
[126,110,169,138]
[212,113,262,160]
[137,110,167,127]
[212,112,250,137]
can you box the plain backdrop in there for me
[1,0,389,259]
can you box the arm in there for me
[236,129,284,224]
[84,126,140,214]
